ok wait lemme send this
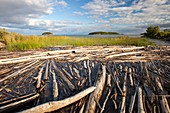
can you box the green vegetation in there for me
[89,31,120,35]
[42,32,53,36]
[0,28,154,51]
[143,26,170,40]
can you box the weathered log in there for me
[43,60,49,80]
[128,68,133,86]
[100,73,112,113]
[0,93,39,113]
[129,88,137,113]
[106,51,142,59]
[35,66,44,89]
[137,87,145,113]
[100,89,111,113]
[51,60,75,91]
[85,65,106,113]
[120,67,127,113]
[107,74,112,87]
[79,102,85,113]
[87,60,92,86]
[51,70,59,101]
[160,96,170,113]
[155,77,170,113]
[62,68,73,80]
[21,87,96,113]
[0,93,36,106]
[0,60,39,83]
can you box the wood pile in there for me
[0,46,169,113]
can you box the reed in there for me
[2,34,154,51]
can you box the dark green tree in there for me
[145,26,160,38]
[42,32,53,36]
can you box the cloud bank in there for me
[0,0,169,34]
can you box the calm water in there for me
[57,34,170,46]
[63,34,142,38]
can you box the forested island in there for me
[89,31,120,35]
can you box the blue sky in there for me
[0,0,169,35]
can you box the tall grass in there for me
[2,32,154,51]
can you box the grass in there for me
[2,33,154,51]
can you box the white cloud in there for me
[0,0,55,25]
[56,0,68,7]
[73,11,84,16]
[82,0,170,27]
[0,0,70,34]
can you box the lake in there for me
[62,34,142,38]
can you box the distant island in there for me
[89,31,120,35]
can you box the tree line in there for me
[142,26,170,40]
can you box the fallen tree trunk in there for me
[21,86,96,113]
[106,51,142,59]
[85,65,106,113]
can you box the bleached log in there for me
[160,96,170,113]
[0,54,62,65]
[137,87,145,113]
[43,60,49,80]
[129,87,137,113]
[21,87,96,113]
[79,102,85,113]
[0,60,39,83]
[35,66,44,89]
[156,77,170,113]
[51,70,59,101]
[73,67,80,78]
[128,68,133,86]
[100,89,111,113]
[112,99,117,110]
[87,60,92,86]
[51,60,75,91]
[107,74,112,87]
[100,73,112,113]
[120,67,127,113]
[106,51,142,59]
[0,94,39,113]
[62,68,73,80]
[0,93,36,106]
[85,65,106,113]
[84,60,87,68]
[0,69,11,75]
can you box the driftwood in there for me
[51,70,59,101]
[35,66,44,89]
[120,66,127,113]
[129,88,137,113]
[100,73,112,113]
[0,93,39,113]
[106,51,142,59]
[21,87,96,113]
[0,46,170,113]
[155,77,170,113]
[43,60,49,80]
[0,60,39,83]
[137,87,145,113]
[85,65,106,113]
[51,60,75,91]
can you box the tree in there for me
[145,26,160,38]
[42,32,53,36]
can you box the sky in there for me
[0,0,170,35]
